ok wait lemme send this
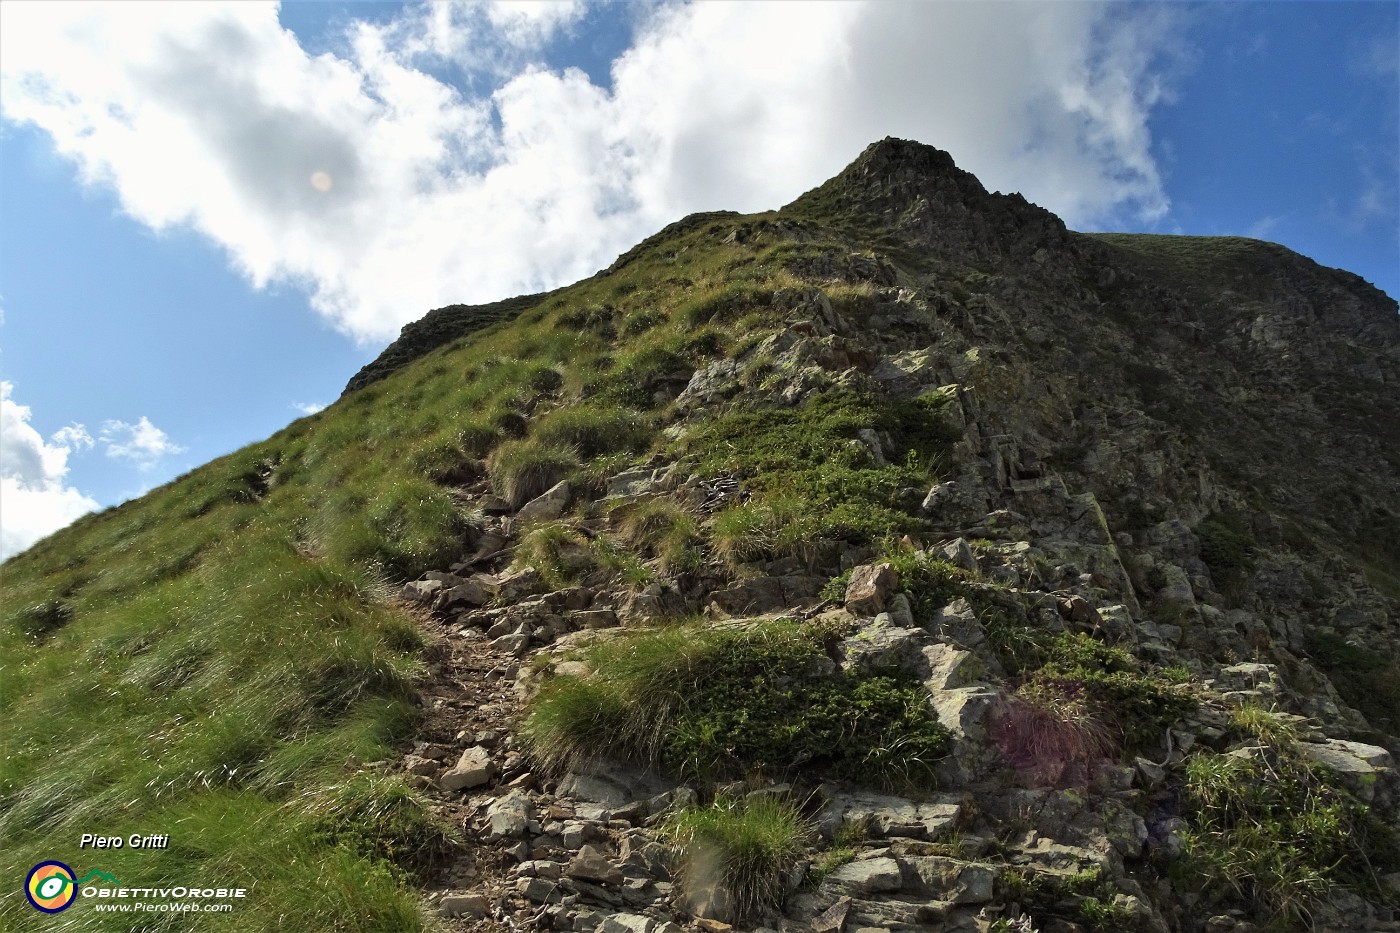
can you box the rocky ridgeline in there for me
[367,140,1399,933]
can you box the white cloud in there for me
[0,0,1181,346]
[291,400,326,415]
[1246,215,1283,240]
[99,417,185,469]
[0,381,99,559]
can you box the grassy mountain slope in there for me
[4,138,1397,931]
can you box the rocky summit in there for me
[4,138,1398,933]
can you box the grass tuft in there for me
[665,794,812,923]
[488,438,581,507]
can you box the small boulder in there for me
[439,746,495,792]
[941,537,978,572]
[441,575,497,608]
[823,857,903,895]
[568,845,624,886]
[572,609,619,630]
[439,893,490,919]
[517,480,572,522]
[846,563,898,615]
[599,914,657,933]
[488,791,535,838]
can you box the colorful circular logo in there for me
[26,861,77,913]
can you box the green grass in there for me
[1174,742,1400,927]
[530,403,653,459]
[513,521,598,588]
[488,437,581,507]
[612,497,703,575]
[680,389,961,562]
[0,190,928,931]
[664,795,813,923]
[520,619,950,787]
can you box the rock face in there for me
[384,138,1399,933]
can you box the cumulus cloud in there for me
[0,0,1180,345]
[0,381,100,559]
[291,400,326,415]
[99,417,185,469]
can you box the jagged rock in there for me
[886,592,915,627]
[598,914,658,933]
[497,567,544,602]
[845,563,898,615]
[819,790,964,841]
[929,686,998,741]
[491,631,532,657]
[487,791,534,838]
[402,579,443,603]
[928,599,986,649]
[560,766,672,810]
[1300,739,1392,803]
[1056,594,1102,627]
[518,480,572,522]
[900,856,994,903]
[518,877,561,904]
[572,609,620,629]
[403,754,440,778]
[440,574,497,608]
[941,537,978,572]
[439,893,491,918]
[606,467,664,498]
[568,845,624,886]
[677,360,740,410]
[439,745,495,791]
[921,643,978,691]
[518,860,563,880]
[822,857,903,895]
[811,896,852,933]
[838,619,927,674]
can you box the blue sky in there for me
[1,0,1396,559]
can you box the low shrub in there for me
[520,620,950,787]
[1195,513,1254,587]
[992,679,1118,787]
[711,494,821,566]
[986,625,1197,753]
[664,795,812,923]
[1174,742,1399,926]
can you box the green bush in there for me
[1175,743,1399,926]
[488,438,580,507]
[1304,631,1400,736]
[986,625,1197,752]
[521,620,950,787]
[679,390,960,555]
[1195,513,1254,585]
[882,548,966,621]
[665,795,812,923]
